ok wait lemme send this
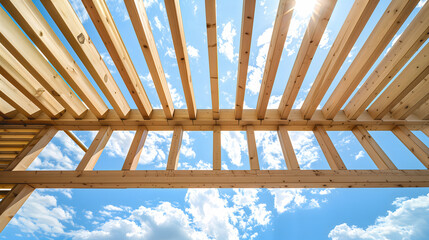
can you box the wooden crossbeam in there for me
[0,98,17,119]
[166,126,183,170]
[414,99,429,120]
[391,76,429,120]
[277,126,300,170]
[278,0,336,119]
[322,0,419,119]
[122,126,148,171]
[213,125,221,170]
[1,170,429,188]
[82,0,152,119]
[2,0,109,119]
[165,0,197,120]
[368,43,429,119]
[301,0,378,120]
[63,130,88,152]
[423,127,429,138]
[125,0,175,119]
[205,0,220,120]
[2,109,428,131]
[0,184,35,232]
[234,0,256,120]
[313,126,347,170]
[256,0,294,120]
[0,76,41,119]
[6,127,57,171]
[344,2,429,120]
[76,127,112,171]
[42,0,131,119]
[246,125,260,170]
[0,44,65,119]
[0,8,88,119]
[392,126,429,169]
[352,126,397,170]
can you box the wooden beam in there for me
[0,44,65,119]
[2,109,428,131]
[205,0,220,120]
[213,125,221,170]
[125,0,174,119]
[414,99,429,120]
[42,0,131,119]
[76,127,112,171]
[391,75,429,120]
[0,184,35,232]
[278,0,337,119]
[82,0,152,119]
[1,170,429,188]
[166,126,183,170]
[392,126,429,169]
[0,7,88,119]
[344,2,429,120]
[6,127,57,171]
[165,0,197,120]
[246,125,259,170]
[256,0,294,120]
[0,98,17,119]
[234,0,256,120]
[423,127,429,138]
[0,76,41,119]
[122,126,148,171]
[277,126,300,170]
[313,126,347,170]
[368,43,429,119]
[63,130,88,152]
[352,126,397,170]
[301,0,379,120]
[1,0,109,119]
[322,0,419,119]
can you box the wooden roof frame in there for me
[0,0,429,232]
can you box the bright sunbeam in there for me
[294,0,317,17]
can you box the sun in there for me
[294,0,317,18]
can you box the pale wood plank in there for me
[414,99,429,120]
[122,126,148,170]
[278,0,337,119]
[0,8,88,119]
[256,0,295,120]
[0,98,17,119]
[0,184,35,232]
[368,43,429,119]
[2,0,109,119]
[213,125,221,170]
[63,130,88,152]
[166,126,183,170]
[301,0,379,120]
[42,0,131,119]
[82,0,152,119]
[277,126,300,170]
[322,0,419,119]
[313,126,347,170]
[6,127,58,171]
[165,0,197,119]
[76,127,112,171]
[344,1,429,119]
[392,126,429,169]
[125,0,174,119]
[352,126,397,170]
[234,0,256,120]
[246,125,260,170]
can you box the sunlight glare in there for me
[294,0,317,17]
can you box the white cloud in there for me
[289,131,321,169]
[267,95,282,109]
[218,21,238,63]
[70,0,89,23]
[104,205,123,212]
[417,0,427,8]
[187,45,200,59]
[165,47,176,58]
[100,53,114,66]
[168,82,185,108]
[139,73,155,88]
[106,0,130,21]
[319,30,331,49]
[85,211,94,220]
[329,194,429,240]
[153,16,163,31]
[180,131,196,158]
[355,150,365,160]
[221,131,248,167]
[255,131,284,170]
[144,0,159,8]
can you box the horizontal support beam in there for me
[0,170,428,188]
[1,109,428,131]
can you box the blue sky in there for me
[1,0,429,239]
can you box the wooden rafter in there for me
[256,0,294,120]
[300,0,379,120]
[246,125,260,170]
[165,0,197,120]
[313,126,347,170]
[0,98,17,119]
[234,0,256,120]
[82,0,153,119]
[63,130,88,153]
[277,126,300,170]
[344,2,429,120]
[166,126,183,170]
[322,0,419,119]
[213,125,221,170]
[392,126,429,169]
[391,76,429,120]
[278,0,337,119]
[0,184,35,232]
[76,127,112,171]
[414,99,429,120]
[122,126,148,171]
